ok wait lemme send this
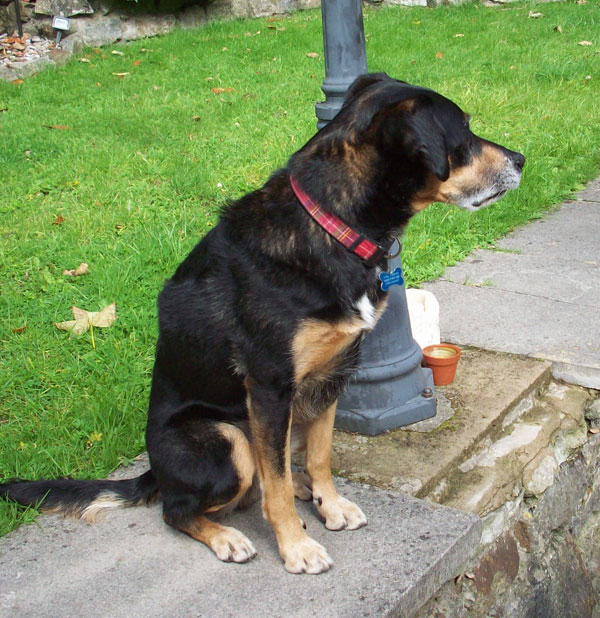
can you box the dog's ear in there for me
[379,99,450,182]
[338,76,450,181]
[407,104,450,181]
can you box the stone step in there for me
[434,382,591,519]
[331,348,552,499]
[0,473,480,618]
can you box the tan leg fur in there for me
[175,516,257,563]
[305,401,368,531]
[247,396,333,574]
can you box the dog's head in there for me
[314,73,524,216]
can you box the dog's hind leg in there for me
[152,411,257,563]
[305,401,367,531]
[172,515,257,563]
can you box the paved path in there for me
[424,178,600,389]
[0,464,479,618]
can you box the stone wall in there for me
[1,0,466,55]
[1,0,320,54]
[417,395,600,618]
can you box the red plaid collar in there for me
[290,176,390,268]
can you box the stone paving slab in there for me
[424,196,600,389]
[0,475,480,618]
[332,348,551,497]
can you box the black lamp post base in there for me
[336,367,436,436]
[335,254,437,436]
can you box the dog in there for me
[1,73,524,574]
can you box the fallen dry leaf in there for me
[435,51,444,59]
[132,60,142,67]
[111,50,124,56]
[192,115,201,122]
[453,33,465,38]
[112,72,130,78]
[54,303,117,336]
[306,52,319,59]
[578,40,593,46]
[11,79,24,85]
[43,124,72,130]
[79,57,91,63]
[211,87,225,94]
[63,262,89,277]
[53,215,65,225]
[11,325,26,334]
[528,11,543,18]
[554,25,563,34]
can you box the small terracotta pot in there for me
[422,343,461,386]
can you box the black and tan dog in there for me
[1,73,524,574]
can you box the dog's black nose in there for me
[511,152,525,171]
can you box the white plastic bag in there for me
[406,289,440,350]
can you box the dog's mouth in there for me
[471,189,507,209]
[453,187,509,212]
[455,165,522,212]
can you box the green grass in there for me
[1,1,599,535]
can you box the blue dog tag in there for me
[379,267,404,291]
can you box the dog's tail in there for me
[0,470,158,522]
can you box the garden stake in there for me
[13,0,23,38]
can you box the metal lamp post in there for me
[316,0,437,436]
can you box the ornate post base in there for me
[336,255,437,436]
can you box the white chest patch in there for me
[355,293,377,329]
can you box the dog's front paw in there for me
[315,494,367,531]
[281,535,333,574]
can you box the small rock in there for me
[34,0,93,17]
[585,398,600,421]
[523,452,557,496]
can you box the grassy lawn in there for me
[0,0,599,535]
